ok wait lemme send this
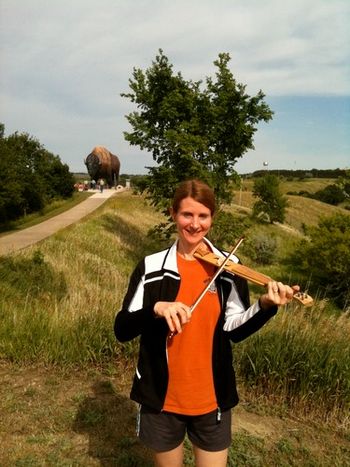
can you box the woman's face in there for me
[171,196,212,251]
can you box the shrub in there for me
[291,213,350,310]
[243,233,277,265]
[313,184,346,205]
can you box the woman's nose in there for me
[191,217,200,228]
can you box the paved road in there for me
[0,189,118,255]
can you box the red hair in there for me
[172,180,216,215]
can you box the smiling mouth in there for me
[186,229,202,235]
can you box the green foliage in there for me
[252,174,289,223]
[0,138,24,221]
[208,210,252,250]
[313,184,346,205]
[243,232,277,265]
[0,124,75,226]
[291,213,350,309]
[122,50,273,212]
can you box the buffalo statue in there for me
[84,146,120,187]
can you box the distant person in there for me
[99,178,105,193]
[91,179,96,190]
[114,179,299,467]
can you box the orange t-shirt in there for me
[163,254,221,415]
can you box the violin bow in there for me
[168,236,244,339]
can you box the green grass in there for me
[0,189,349,465]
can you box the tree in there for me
[0,138,24,222]
[122,50,273,212]
[0,126,75,226]
[292,213,350,310]
[313,184,346,205]
[45,158,75,198]
[252,174,289,223]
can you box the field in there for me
[0,186,349,466]
[233,178,349,231]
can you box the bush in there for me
[243,233,277,265]
[291,213,350,310]
[313,184,346,205]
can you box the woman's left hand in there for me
[259,281,300,310]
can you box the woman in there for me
[114,179,299,467]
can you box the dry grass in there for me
[241,178,336,194]
[233,183,349,231]
[1,189,350,465]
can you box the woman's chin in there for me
[183,235,205,248]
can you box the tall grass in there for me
[0,192,162,365]
[0,191,349,425]
[235,302,350,421]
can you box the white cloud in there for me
[0,0,349,173]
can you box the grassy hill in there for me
[0,189,349,465]
[233,178,349,231]
[241,177,335,195]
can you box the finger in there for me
[268,281,279,301]
[171,313,183,334]
[178,304,191,324]
[268,281,279,294]
[277,282,287,300]
[285,285,295,300]
[165,313,175,333]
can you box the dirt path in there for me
[0,189,119,255]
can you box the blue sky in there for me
[0,0,349,174]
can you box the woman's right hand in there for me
[154,301,191,334]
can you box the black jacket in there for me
[114,239,277,412]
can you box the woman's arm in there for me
[224,280,297,343]
[114,263,155,342]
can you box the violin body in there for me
[194,243,313,307]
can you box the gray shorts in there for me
[138,406,232,452]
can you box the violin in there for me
[194,242,313,307]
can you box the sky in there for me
[0,0,349,175]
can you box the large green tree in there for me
[122,50,273,211]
